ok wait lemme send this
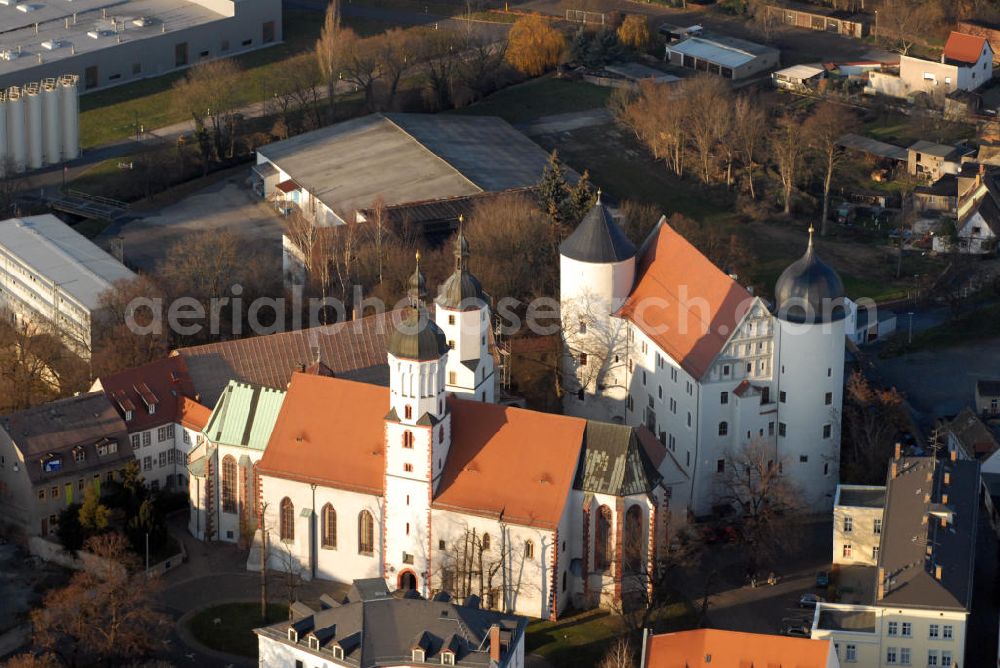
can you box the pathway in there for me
[519,108,614,136]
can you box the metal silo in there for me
[24,82,43,170]
[0,93,7,178]
[59,75,79,161]
[5,87,27,173]
[42,78,61,165]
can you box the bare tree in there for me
[315,0,343,120]
[599,636,636,668]
[771,111,806,215]
[172,59,244,165]
[716,440,802,570]
[31,533,168,666]
[841,371,908,484]
[338,29,383,112]
[731,93,767,200]
[747,0,779,41]
[561,288,631,398]
[805,102,860,236]
[92,276,170,378]
[879,0,945,55]
[457,31,508,104]
[686,75,732,185]
[419,29,460,111]
[378,29,415,110]
[619,79,687,177]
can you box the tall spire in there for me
[454,215,470,272]
[407,251,427,308]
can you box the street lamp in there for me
[907,311,914,344]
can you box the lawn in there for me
[78,9,393,148]
[187,602,288,658]
[526,602,696,668]
[902,303,1000,353]
[457,77,613,125]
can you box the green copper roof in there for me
[202,380,286,451]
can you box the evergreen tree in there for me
[538,150,570,224]
[568,170,596,224]
[570,28,590,65]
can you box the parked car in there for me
[799,593,825,608]
[815,571,829,588]
[780,623,811,638]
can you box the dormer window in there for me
[288,627,298,642]
[73,447,85,463]
[441,651,455,665]
[412,648,425,662]
[333,646,344,660]
[134,383,159,415]
[308,635,319,650]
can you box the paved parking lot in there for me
[675,517,832,637]
[97,174,285,275]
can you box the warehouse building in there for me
[0,214,136,357]
[663,29,780,80]
[0,0,281,92]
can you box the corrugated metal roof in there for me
[668,36,758,69]
[203,380,286,451]
[0,214,136,311]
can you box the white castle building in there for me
[560,200,847,515]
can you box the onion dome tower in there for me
[435,218,495,402]
[774,226,847,510]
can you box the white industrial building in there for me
[0,75,79,175]
[0,214,136,356]
[0,0,281,93]
[664,29,780,80]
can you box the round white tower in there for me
[774,226,847,510]
[559,194,637,420]
[435,221,495,402]
[384,255,451,596]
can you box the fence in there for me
[565,8,605,25]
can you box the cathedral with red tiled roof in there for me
[188,227,671,621]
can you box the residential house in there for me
[0,214,136,358]
[640,628,840,667]
[0,392,133,537]
[956,20,1000,64]
[254,578,526,667]
[914,174,958,213]
[664,30,780,80]
[844,298,896,345]
[811,453,978,668]
[832,484,885,568]
[976,379,1000,417]
[907,141,965,181]
[933,167,1000,254]
[93,356,212,491]
[867,31,993,100]
[945,407,1000,461]
[772,64,826,91]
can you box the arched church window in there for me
[280,497,294,542]
[358,510,374,555]
[482,533,491,551]
[624,505,643,573]
[221,455,237,514]
[525,540,535,560]
[321,504,336,549]
[719,422,728,436]
[595,505,613,570]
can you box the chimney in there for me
[489,625,501,663]
[935,564,943,580]
[894,442,901,459]
[891,462,898,479]
[876,567,885,600]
